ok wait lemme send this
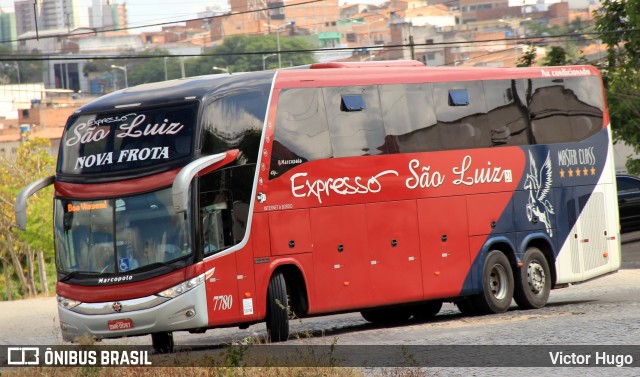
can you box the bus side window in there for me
[199,188,232,255]
[433,82,491,150]
[379,83,440,153]
[270,88,332,179]
[483,80,531,146]
[528,77,603,144]
[323,86,385,158]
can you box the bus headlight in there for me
[57,295,82,310]
[156,274,205,298]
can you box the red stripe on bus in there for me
[56,263,204,302]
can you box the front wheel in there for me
[266,271,289,342]
[514,247,551,309]
[151,331,174,354]
[472,250,514,314]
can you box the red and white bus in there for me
[16,61,621,353]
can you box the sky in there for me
[0,0,390,33]
[0,0,229,32]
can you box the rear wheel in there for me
[361,307,412,324]
[472,250,514,314]
[266,271,289,342]
[514,247,551,309]
[151,331,174,354]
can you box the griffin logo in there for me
[525,151,555,237]
[112,302,123,312]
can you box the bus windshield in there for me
[54,188,192,275]
[57,102,197,175]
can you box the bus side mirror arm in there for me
[172,153,228,214]
[15,175,55,231]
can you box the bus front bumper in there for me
[58,284,209,342]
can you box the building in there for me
[0,9,17,49]
[89,0,127,31]
[0,89,89,159]
[14,0,81,36]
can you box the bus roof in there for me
[72,62,601,114]
[274,63,601,89]
[73,71,276,114]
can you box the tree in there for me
[595,0,640,174]
[0,137,56,300]
[542,46,569,66]
[517,45,537,67]
[190,34,316,75]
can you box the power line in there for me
[0,27,622,64]
[0,0,325,45]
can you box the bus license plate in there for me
[108,319,133,331]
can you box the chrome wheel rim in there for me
[527,261,546,295]
[489,264,508,300]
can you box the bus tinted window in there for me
[323,86,385,157]
[201,90,269,162]
[58,103,197,175]
[198,165,254,254]
[434,81,491,150]
[529,77,603,144]
[380,83,439,153]
[271,88,332,178]
[483,80,531,146]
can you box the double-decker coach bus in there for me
[16,61,621,353]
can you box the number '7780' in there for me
[213,295,233,311]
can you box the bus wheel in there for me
[472,250,514,314]
[412,300,443,321]
[514,247,551,309]
[266,271,289,342]
[151,331,174,354]
[361,307,411,323]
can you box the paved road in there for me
[2,233,640,375]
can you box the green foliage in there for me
[0,46,44,84]
[517,45,537,67]
[542,46,569,66]
[0,137,56,300]
[190,34,316,74]
[595,0,640,174]
[84,34,316,88]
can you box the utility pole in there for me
[409,35,415,60]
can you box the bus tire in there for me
[151,331,174,354]
[514,247,551,309]
[361,307,412,323]
[412,300,443,321]
[472,250,514,314]
[266,271,289,342]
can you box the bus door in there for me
[199,175,239,325]
[310,205,372,312]
[365,200,423,304]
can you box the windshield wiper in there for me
[137,261,180,272]
[59,271,101,282]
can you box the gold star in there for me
[576,168,581,177]
[590,167,596,175]
[583,167,588,176]
[568,168,574,177]
[560,169,565,178]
